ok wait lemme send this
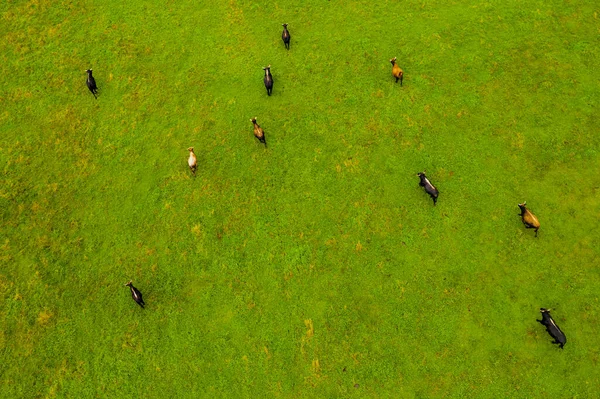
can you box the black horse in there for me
[263,65,273,96]
[125,281,145,308]
[86,69,98,99]
[282,24,291,50]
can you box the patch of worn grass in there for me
[1,0,599,397]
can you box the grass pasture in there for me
[1,0,600,397]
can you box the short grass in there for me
[1,0,600,397]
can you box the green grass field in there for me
[1,0,600,397]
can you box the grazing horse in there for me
[125,281,145,308]
[250,117,267,147]
[282,24,291,50]
[187,147,197,176]
[518,202,540,237]
[417,172,439,205]
[263,65,273,96]
[537,308,566,348]
[390,57,403,85]
[86,69,98,98]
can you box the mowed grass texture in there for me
[1,0,599,397]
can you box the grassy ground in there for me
[1,0,599,397]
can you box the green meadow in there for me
[1,0,599,397]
